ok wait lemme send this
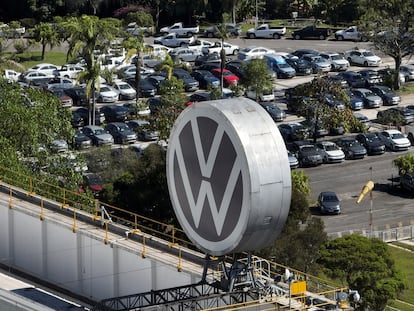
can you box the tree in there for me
[359,0,414,90]
[33,22,60,60]
[393,153,414,175]
[62,15,120,125]
[257,170,328,275]
[318,235,406,311]
[27,0,64,21]
[288,78,363,142]
[241,58,273,102]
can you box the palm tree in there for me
[33,22,60,60]
[61,15,120,125]
[214,20,231,97]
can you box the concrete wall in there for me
[0,197,202,302]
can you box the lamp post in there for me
[356,178,374,238]
[255,0,258,28]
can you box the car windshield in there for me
[94,129,106,135]
[100,86,111,92]
[331,54,342,60]
[324,195,338,201]
[325,144,338,151]
[362,51,375,57]
[301,146,316,152]
[118,84,130,90]
[391,133,405,139]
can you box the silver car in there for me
[352,88,383,108]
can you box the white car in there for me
[28,63,60,75]
[113,81,136,100]
[202,41,240,56]
[344,49,382,67]
[144,43,171,58]
[3,69,21,82]
[377,129,411,151]
[58,64,85,79]
[319,52,350,71]
[316,141,345,163]
[18,71,56,84]
[400,65,414,81]
[97,85,119,103]
[245,87,275,102]
[119,65,154,79]
[237,46,276,61]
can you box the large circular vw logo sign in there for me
[167,98,291,256]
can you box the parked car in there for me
[377,129,411,151]
[264,54,296,79]
[81,125,114,146]
[47,77,74,89]
[64,86,92,106]
[318,191,341,215]
[169,47,201,63]
[358,69,382,86]
[369,85,401,106]
[191,70,220,89]
[353,112,371,130]
[75,107,105,125]
[300,119,329,139]
[126,77,158,97]
[211,68,239,87]
[112,81,136,100]
[72,130,92,150]
[344,49,382,67]
[105,122,137,144]
[71,111,85,128]
[399,65,414,82]
[355,133,386,155]
[172,68,200,92]
[49,88,73,108]
[100,105,129,122]
[336,137,367,159]
[18,71,56,84]
[202,23,242,38]
[81,172,104,197]
[345,89,364,111]
[237,46,275,61]
[50,139,69,153]
[194,53,221,67]
[202,41,240,56]
[28,63,59,76]
[300,54,331,73]
[287,141,323,167]
[97,85,118,103]
[285,58,313,75]
[58,64,84,79]
[315,141,345,163]
[319,51,350,71]
[287,151,299,169]
[127,119,159,141]
[377,107,414,125]
[278,122,309,142]
[291,49,319,58]
[351,88,383,108]
[259,102,286,122]
[336,71,367,88]
[245,87,275,102]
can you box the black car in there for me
[291,49,319,58]
[225,60,246,79]
[190,70,220,89]
[336,137,367,159]
[172,68,199,92]
[369,85,401,106]
[75,107,105,125]
[105,122,137,144]
[100,105,129,122]
[126,77,158,97]
[71,111,85,128]
[355,133,386,155]
[146,74,167,91]
[287,141,323,167]
[285,58,313,75]
[194,53,221,67]
[278,122,309,142]
[336,71,367,88]
[377,107,414,125]
[317,191,341,215]
[358,69,382,86]
[64,86,91,106]
[259,103,286,122]
[400,173,414,192]
[72,130,92,149]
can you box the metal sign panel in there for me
[167,98,291,256]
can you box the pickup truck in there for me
[126,22,154,37]
[246,24,286,39]
[335,26,368,42]
[159,22,199,37]
[153,33,195,48]
[292,25,331,40]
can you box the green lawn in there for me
[15,51,68,70]
[388,243,414,310]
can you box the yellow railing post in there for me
[177,246,182,272]
[104,221,109,244]
[72,207,78,233]
[8,186,13,208]
[39,198,44,221]
[141,234,146,258]
[61,188,69,209]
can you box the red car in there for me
[211,68,239,87]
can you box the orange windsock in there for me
[356,180,374,204]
